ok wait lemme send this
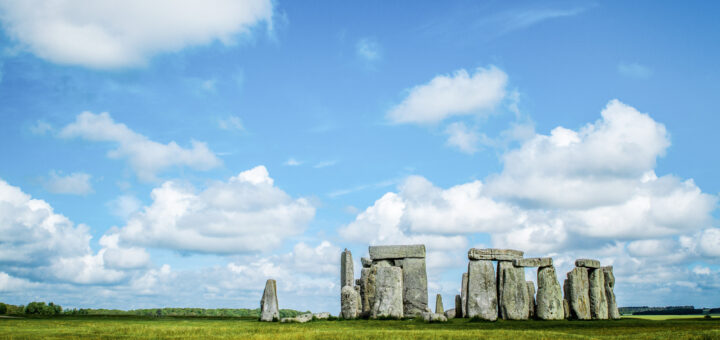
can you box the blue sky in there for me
[1,0,719,313]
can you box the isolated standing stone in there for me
[589,268,608,319]
[536,265,564,320]
[454,294,463,318]
[526,281,536,319]
[341,285,360,319]
[498,261,529,320]
[435,294,444,314]
[566,267,591,320]
[371,266,404,319]
[603,266,621,319]
[461,272,468,318]
[260,279,279,322]
[402,257,429,316]
[467,260,497,321]
[341,249,354,288]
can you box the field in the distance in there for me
[1,316,719,340]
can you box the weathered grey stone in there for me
[393,259,404,267]
[369,244,425,260]
[281,313,313,323]
[313,312,331,320]
[372,259,393,267]
[260,279,279,322]
[435,294,444,314]
[526,281,536,319]
[461,272,468,318]
[341,285,360,319]
[361,257,372,268]
[359,268,371,315]
[454,294,463,318]
[402,257,429,317]
[536,265,564,320]
[563,299,570,319]
[444,309,456,319]
[355,285,363,315]
[498,261,529,320]
[468,248,524,261]
[341,249,354,288]
[589,268,608,320]
[575,259,601,268]
[467,260,497,321]
[421,311,448,322]
[514,257,553,268]
[602,266,621,319]
[566,267,591,320]
[371,266,404,319]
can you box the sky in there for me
[1,0,719,313]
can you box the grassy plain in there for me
[1,315,719,340]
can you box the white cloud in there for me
[218,115,244,131]
[692,266,710,275]
[43,170,93,195]
[618,62,653,79]
[106,194,142,219]
[356,37,381,61]
[59,111,221,182]
[0,0,273,69]
[0,178,138,285]
[387,66,508,124]
[284,158,301,166]
[445,122,479,153]
[117,166,316,254]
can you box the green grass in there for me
[1,315,719,339]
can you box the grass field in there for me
[1,315,719,340]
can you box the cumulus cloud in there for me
[0,0,273,68]
[387,66,508,124]
[117,166,315,254]
[0,178,140,285]
[106,194,142,219]
[59,111,221,182]
[43,170,93,195]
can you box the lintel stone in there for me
[468,248,523,261]
[575,259,601,268]
[514,257,553,268]
[369,244,425,260]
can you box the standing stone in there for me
[435,294,444,314]
[566,267,591,320]
[526,281,536,319]
[563,299,570,319]
[371,266,404,319]
[498,261,529,320]
[461,272,468,318]
[365,261,391,315]
[341,249,354,288]
[603,266,621,319]
[589,268,608,319]
[467,260,497,321]
[260,279,279,322]
[536,265,564,320]
[341,285,360,319]
[402,257,429,317]
[355,285,363,315]
[454,294,463,318]
[361,257,372,268]
[359,268,371,315]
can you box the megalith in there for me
[341,285,360,319]
[602,266,621,319]
[401,257,429,316]
[526,281,536,319]
[536,265,564,320]
[359,267,371,315]
[371,266,404,319]
[435,294,444,314]
[454,294,463,318]
[461,272,468,318]
[341,249,354,288]
[566,267,591,320]
[498,261,529,320]
[260,279,279,322]
[589,268,608,319]
[467,260,497,321]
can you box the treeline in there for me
[619,306,716,315]
[0,302,307,318]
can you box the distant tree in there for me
[0,303,7,315]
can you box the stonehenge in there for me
[260,279,279,322]
[337,245,620,321]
